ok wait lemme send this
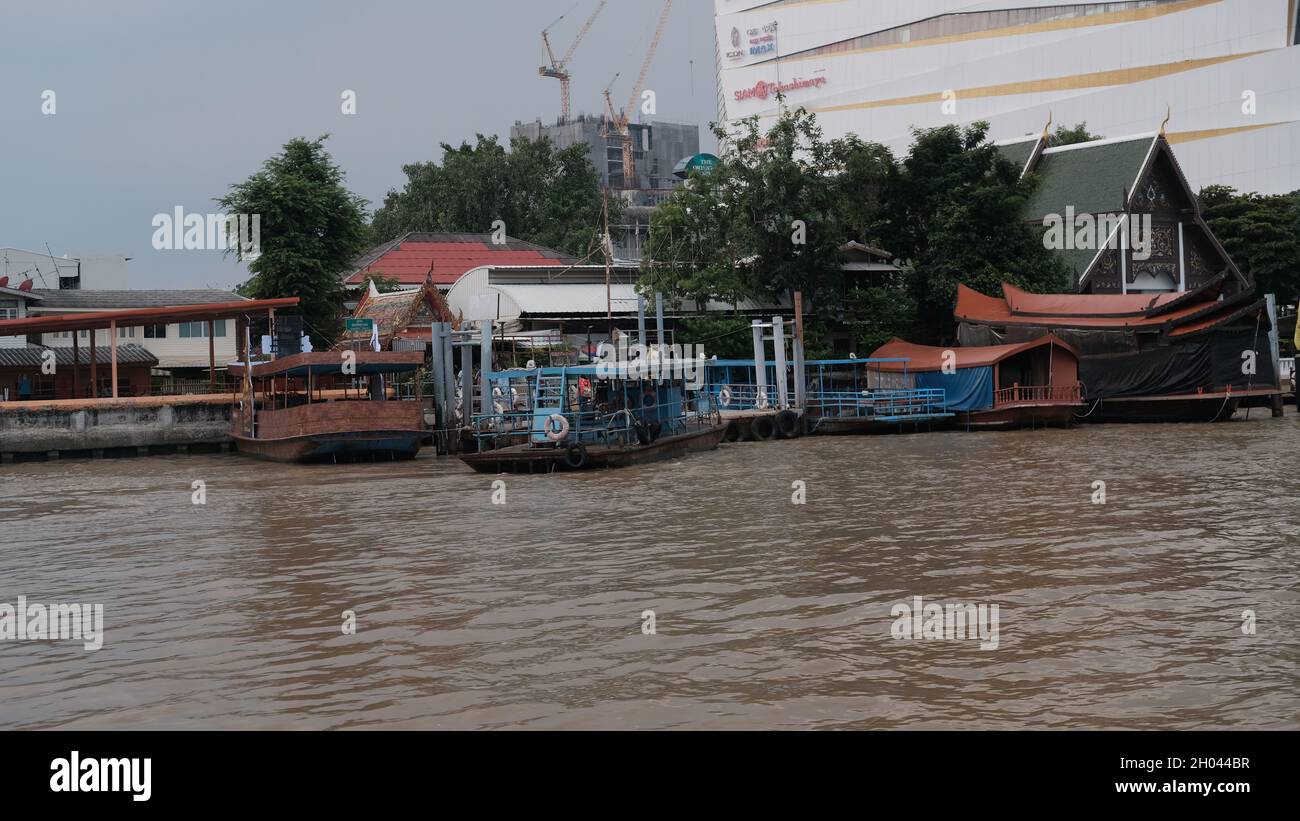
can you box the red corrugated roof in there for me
[868,335,1079,372]
[345,239,569,286]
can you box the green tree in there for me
[1048,122,1101,148]
[531,143,609,257]
[217,135,370,348]
[831,135,896,249]
[643,114,1069,349]
[671,315,756,359]
[359,272,402,294]
[643,107,848,311]
[842,280,918,355]
[891,123,1069,342]
[723,108,846,303]
[641,169,748,311]
[1200,185,1300,306]
[370,134,611,258]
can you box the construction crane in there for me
[539,0,608,122]
[601,0,674,190]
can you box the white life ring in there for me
[544,413,570,442]
[718,386,733,407]
[756,390,770,410]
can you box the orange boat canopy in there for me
[868,335,1080,373]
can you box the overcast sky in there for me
[0,0,719,290]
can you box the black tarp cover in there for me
[1080,329,1275,399]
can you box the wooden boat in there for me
[228,351,427,463]
[866,337,1084,430]
[954,283,1283,423]
[459,364,726,473]
[461,420,727,473]
[1082,389,1277,423]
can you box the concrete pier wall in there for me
[0,397,232,456]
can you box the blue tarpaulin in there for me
[916,366,994,412]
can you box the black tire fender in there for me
[564,443,588,469]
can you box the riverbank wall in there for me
[0,395,233,462]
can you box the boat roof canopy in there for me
[868,335,1079,373]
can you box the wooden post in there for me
[208,319,216,391]
[109,320,119,399]
[72,330,80,398]
[90,330,98,397]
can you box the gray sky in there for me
[0,0,719,290]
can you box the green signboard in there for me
[673,153,721,179]
[346,318,374,334]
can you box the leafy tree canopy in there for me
[370,134,613,259]
[217,135,370,348]
[1201,185,1300,306]
[1047,122,1101,148]
[643,110,1067,349]
[359,272,402,294]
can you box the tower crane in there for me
[539,1,608,122]
[602,0,673,190]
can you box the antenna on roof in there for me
[29,260,50,289]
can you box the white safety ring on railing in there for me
[545,413,570,442]
[718,386,733,407]
[756,390,770,410]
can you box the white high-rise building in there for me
[714,0,1300,194]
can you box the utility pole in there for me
[603,189,613,334]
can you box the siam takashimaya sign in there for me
[734,76,827,102]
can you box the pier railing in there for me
[705,383,789,412]
[993,384,1082,407]
[470,397,717,451]
[806,388,948,420]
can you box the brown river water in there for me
[2,415,1298,730]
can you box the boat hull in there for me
[232,430,424,463]
[1080,393,1252,424]
[805,415,952,435]
[460,423,728,473]
[957,403,1080,430]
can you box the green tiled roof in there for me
[995,138,1039,175]
[1058,246,1104,280]
[1022,136,1154,221]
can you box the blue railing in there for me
[704,382,785,412]
[470,398,716,450]
[806,387,950,422]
